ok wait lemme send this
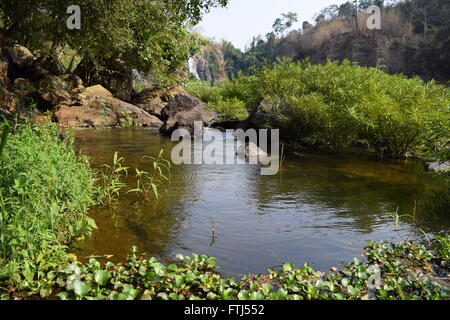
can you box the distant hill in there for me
[192,0,450,83]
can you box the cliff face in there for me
[305,31,448,83]
[190,43,227,83]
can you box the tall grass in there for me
[0,123,98,287]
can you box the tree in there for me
[0,0,229,83]
[302,21,313,32]
[272,12,299,36]
[338,2,356,18]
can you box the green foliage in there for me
[0,123,98,288]
[209,98,248,121]
[245,59,450,158]
[0,120,9,159]
[96,152,128,205]
[4,236,448,300]
[0,0,228,84]
[127,150,171,201]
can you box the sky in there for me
[197,0,351,51]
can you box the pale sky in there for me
[197,0,351,51]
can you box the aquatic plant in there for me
[96,152,129,204]
[127,150,171,201]
[3,236,448,300]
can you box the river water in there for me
[73,127,449,277]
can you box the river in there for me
[73,127,449,277]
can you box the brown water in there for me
[73,128,449,277]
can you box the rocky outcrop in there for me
[310,30,448,83]
[132,86,187,118]
[159,94,212,136]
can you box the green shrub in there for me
[209,97,249,121]
[0,124,97,288]
[184,81,222,104]
[248,59,450,158]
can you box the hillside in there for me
[192,0,450,83]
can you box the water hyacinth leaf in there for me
[74,280,91,297]
[57,292,70,300]
[94,270,111,286]
[157,292,169,300]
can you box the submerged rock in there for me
[426,161,450,173]
[236,142,269,159]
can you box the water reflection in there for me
[73,128,449,276]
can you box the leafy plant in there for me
[0,123,98,289]
[127,150,171,200]
[4,236,448,300]
[96,152,128,204]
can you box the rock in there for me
[2,46,50,82]
[54,104,117,128]
[12,78,36,96]
[38,75,75,106]
[210,119,249,131]
[115,100,163,128]
[0,54,9,88]
[426,161,450,173]
[55,84,162,128]
[76,84,112,101]
[11,45,35,64]
[247,100,278,129]
[37,74,85,107]
[41,55,66,76]
[159,94,212,136]
[236,142,269,159]
[132,86,187,118]
[30,114,52,125]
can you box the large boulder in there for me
[247,100,279,129]
[55,85,162,128]
[236,142,269,159]
[132,86,187,118]
[159,94,213,137]
[1,45,50,82]
[54,104,117,128]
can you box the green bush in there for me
[209,97,249,121]
[248,59,450,158]
[0,124,97,288]
[184,81,222,104]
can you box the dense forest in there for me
[191,0,450,83]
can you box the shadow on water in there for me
[73,128,449,277]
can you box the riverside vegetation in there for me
[186,59,450,161]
